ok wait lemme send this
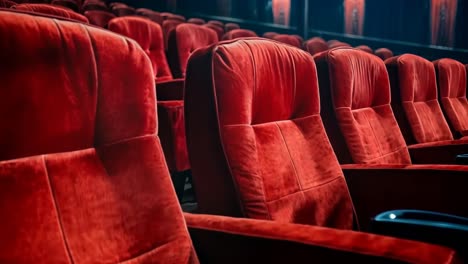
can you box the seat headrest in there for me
[434,58,467,98]
[13,3,89,23]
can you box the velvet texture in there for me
[272,34,303,48]
[356,45,373,53]
[222,29,257,40]
[0,10,197,263]
[375,48,393,61]
[305,37,328,55]
[108,16,173,82]
[386,54,454,144]
[434,58,468,137]
[168,23,218,78]
[81,2,107,12]
[162,19,182,50]
[51,0,78,12]
[203,23,224,40]
[84,10,115,28]
[0,0,16,7]
[315,49,412,165]
[186,38,354,228]
[162,13,185,22]
[112,5,135,17]
[137,9,163,26]
[207,20,224,27]
[328,41,351,49]
[263,32,278,39]
[224,22,240,32]
[187,18,205,25]
[13,3,89,23]
[186,213,461,264]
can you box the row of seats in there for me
[1,8,467,263]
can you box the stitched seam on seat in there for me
[43,156,75,264]
[275,122,303,191]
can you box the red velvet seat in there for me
[328,41,351,49]
[81,1,107,11]
[262,31,278,39]
[0,0,16,7]
[1,10,425,264]
[386,54,468,149]
[13,3,89,23]
[224,22,240,32]
[84,10,115,28]
[356,45,373,53]
[167,23,218,79]
[108,16,190,199]
[112,5,135,17]
[136,9,163,25]
[375,48,393,61]
[272,34,303,48]
[162,19,183,50]
[305,37,328,55]
[315,48,468,165]
[434,59,468,139]
[222,29,257,40]
[161,12,185,22]
[183,38,465,262]
[203,23,224,40]
[187,17,205,25]
[51,0,78,12]
[207,20,223,27]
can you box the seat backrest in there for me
[0,0,16,7]
[0,10,197,263]
[222,29,257,40]
[112,5,135,17]
[51,0,78,12]
[168,23,218,78]
[207,20,223,27]
[434,58,468,136]
[161,12,185,22]
[162,19,183,50]
[203,23,224,40]
[187,17,205,25]
[185,38,354,229]
[84,10,115,27]
[386,54,454,144]
[13,3,89,23]
[314,49,412,165]
[108,17,173,82]
[224,22,240,32]
[305,37,328,55]
[137,9,163,25]
[355,45,373,54]
[82,1,108,11]
[272,34,302,48]
[328,41,351,49]
[262,31,278,39]
[375,48,393,61]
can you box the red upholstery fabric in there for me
[51,0,78,12]
[108,16,173,82]
[305,37,328,55]
[187,17,205,25]
[168,23,218,78]
[185,38,354,228]
[314,49,412,165]
[355,45,373,53]
[0,0,16,7]
[225,22,240,31]
[84,10,115,28]
[137,9,163,25]
[328,41,351,49]
[0,10,197,263]
[203,23,224,40]
[222,29,257,40]
[262,31,278,39]
[82,1,107,11]
[375,48,393,61]
[162,19,183,50]
[112,6,135,17]
[186,213,461,264]
[386,54,454,144]
[161,12,185,22]
[13,3,89,23]
[272,34,303,48]
[207,20,223,27]
[434,58,468,137]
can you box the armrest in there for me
[156,78,185,101]
[408,140,468,164]
[371,210,468,258]
[185,213,460,264]
[341,164,468,230]
[456,154,468,165]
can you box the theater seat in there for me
[203,23,224,40]
[183,38,467,261]
[356,45,373,53]
[108,16,190,199]
[112,5,135,16]
[224,22,240,31]
[13,3,89,23]
[375,48,393,60]
[328,41,351,49]
[84,10,115,27]
[0,0,16,7]
[161,12,185,22]
[207,20,223,27]
[2,10,432,264]
[305,37,328,55]
[137,9,163,25]
[272,34,303,48]
[162,19,183,50]
[168,23,218,78]
[434,59,468,139]
[386,54,468,148]
[188,17,205,25]
[262,31,278,39]
[315,49,468,165]
[222,29,257,40]
[81,1,107,11]
[51,0,78,12]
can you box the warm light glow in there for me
[431,0,458,47]
[272,0,291,26]
[344,0,365,35]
